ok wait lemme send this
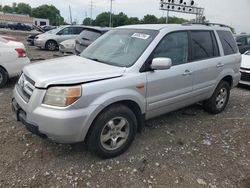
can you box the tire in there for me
[87,104,137,158]
[45,40,58,51]
[203,81,231,114]
[0,67,8,88]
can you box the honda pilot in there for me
[12,24,241,158]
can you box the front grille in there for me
[17,74,35,102]
[241,72,250,82]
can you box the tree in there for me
[95,12,110,27]
[142,14,158,24]
[16,3,32,15]
[83,18,93,26]
[2,5,13,13]
[31,5,64,26]
[126,17,141,25]
[112,12,128,27]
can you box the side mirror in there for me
[237,42,243,46]
[151,58,172,70]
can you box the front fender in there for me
[89,88,146,114]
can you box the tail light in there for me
[15,48,26,58]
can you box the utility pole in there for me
[166,10,169,24]
[109,0,114,27]
[90,0,93,25]
[69,5,73,25]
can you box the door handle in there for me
[182,70,193,76]
[216,63,224,68]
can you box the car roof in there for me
[118,24,232,32]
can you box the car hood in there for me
[23,56,126,88]
[241,54,250,69]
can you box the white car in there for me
[59,39,75,55]
[0,37,30,87]
[240,51,250,86]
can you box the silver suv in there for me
[12,24,241,158]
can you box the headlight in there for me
[43,86,81,107]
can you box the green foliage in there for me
[95,12,110,27]
[126,17,141,25]
[82,18,93,26]
[112,12,128,27]
[16,3,32,15]
[2,5,13,13]
[31,5,64,26]
[0,3,64,26]
[142,14,158,24]
[88,12,187,27]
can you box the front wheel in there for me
[45,40,58,51]
[203,81,230,114]
[87,104,137,158]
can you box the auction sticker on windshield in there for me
[132,33,150,40]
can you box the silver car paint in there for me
[34,26,85,49]
[13,24,241,143]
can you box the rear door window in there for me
[217,30,238,55]
[190,31,219,61]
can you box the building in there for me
[0,12,49,26]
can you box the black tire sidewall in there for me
[46,41,57,51]
[205,81,230,114]
[0,68,8,88]
[88,105,137,158]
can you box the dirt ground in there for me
[0,30,250,188]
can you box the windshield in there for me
[81,29,158,67]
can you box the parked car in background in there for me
[34,25,87,51]
[8,23,32,31]
[75,27,110,55]
[0,22,8,28]
[12,24,241,158]
[27,33,41,45]
[59,39,76,54]
[0,37,30,87]
[235,34,250,54]
[239,51,250,86]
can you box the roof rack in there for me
[182,22,231,28]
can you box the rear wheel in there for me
[45,40,58,51]
[203,81,230,114]
[87,104,137,158]
[0,67,8,88]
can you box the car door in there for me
[57,27,74,43]
[146,31,194,119]
[190,30,222,100]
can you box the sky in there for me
[1,0,250,33]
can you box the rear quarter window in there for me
[217,30,238,55]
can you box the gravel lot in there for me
[0,30,250,188]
